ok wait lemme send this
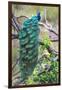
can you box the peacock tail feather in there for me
[18,16,40,82]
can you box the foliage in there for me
[24,33,59,85]
[24,57,59,85]
[42,33,52,48]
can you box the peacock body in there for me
[18,16,40,82]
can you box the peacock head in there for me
[36,10,41,21]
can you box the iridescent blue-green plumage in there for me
[18,16,40,81]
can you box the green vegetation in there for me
[23,34,59,85]
[25,59,59,85]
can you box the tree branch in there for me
[39,22,58,36]
[12,34,19,39]
[12,15,21,32]
[17,15,29,20]
[12,14,29,32]
[51,39,58,42]
[12,33,58,55]
[12,58,20,70]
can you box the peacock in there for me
[18,11,41,83]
